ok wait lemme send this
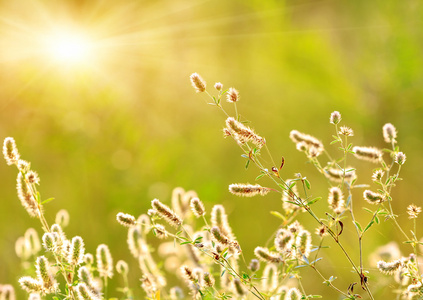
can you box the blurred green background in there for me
[1,0,423,298]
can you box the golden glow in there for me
[44,29,93,65]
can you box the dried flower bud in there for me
[226,87,239,103]
[372,169,384,182]
[35,256,57,294]
[16,172,39,217]
[338,126,354,136]
[395,152,406,165]
[377,259,402,275]
[328,187,344,214]
[26,171,40,185]
[153,224,168,239]
[214,82,223,91]
[330,111,341,125]
[116,260,129,275]
[18,277,42,294]
[363,190,384,205]
[151,199,182,228]
[229,183,270,197]
[96,244,113,278]
[3,137,20,166]
[407,204,421,219]
[353,146,382,163]
[190,197,205,217]
[190,73,206,93]
[249,259,260,272]
[116,212,136,227]
[68,236,85,265]
[254,247,281,263]
[383,123,397,143]
[55,209,70,228]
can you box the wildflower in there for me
[296,230,312,258]
[17,159,30,172]
[407,204,421,219]
[180,265,197,284]
[153,224,168,239]
[55,209,70,228]
[377,259,402,275]
[116,260,129,275]
[233,278,246,296]
[226,87,239,102]
[190,197,205,217]
[254,247,282,263]
[151,199,182,228]
[330,111,341,125]
[203,272,215,288]
[190,73,206,93]
[363,190,384,205]
[372,169,384,182]
[249,259,260,272]
[210,226,231,246]
[116,212,136,227]
[225,117,265,148]
[289,130,324,156]
[328,187,344,214]
[96,244,113,278]
[324,166,356,183]
[26,171,40,185]
[68,236,85,265]
[353,146,382,163]
[274,229,293,253]
[16,172,39,217]
[78,267,99,295]
[76,283,101,300]
[18,277,42,294]
[35,256,57,294]
[383,123,397,143]
[338,126,354,136]
[229,183,270,197]
[211,205,235,240]
[395,152,406,165]
[214,82,223,91]
[286,287,302,300]
[262,264,278,292]
[3,137,20,165]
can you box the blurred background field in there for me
[1,0,423,298]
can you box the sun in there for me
[43,28,94,65]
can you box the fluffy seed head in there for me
[324,167,356,183]
[127,226,142,257]
[151,199,182,228]
[17,160,30,172]
[16,172,39,217]
[226,87,239,103]
[274,229,293,254]
[18,277,42,294]
[84,253,94,265]
[262,264,278,292]
[41,233,56,253]
[383,123,397,143]
[353,146,382,163]
[137,214,151,234]
[339,126,354,136]
[229,183,270,197]
[328,187,344,214]
[77,267,99,296]
[116,212,136,227]
[315,225,328,237]
[407,204,421,219]
[286,287,302,300]
[15,236,30,260]
[330,111,341,125]
[395,152,406,165]
[210,226,231,246]
[96,244,113,278]
[254,247,281,263]
[295,230,312,258]
[25,228,41,255]
[180,265,196,283]
[289,130,324,156]
[203,272,215,288]
[69,236,85,265]
[363,190,385,205]
[3,137,20,165]
[55,209,70,228]
[225,117,265,148]
[116,260,129,275]
[35,256,57,294]
[0,284,15,300]
[233,278,245,296]
[76,283,101,300]
[28,293,41,300]
[26,171,40,185]
[190,73,206,93]
[249,259,260,272]
[190,197,205,217]
[377,259,402,275]
[287,221,303,234]
[214,82,223,91]
[153,224,168,239]
[211,205,235,240]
